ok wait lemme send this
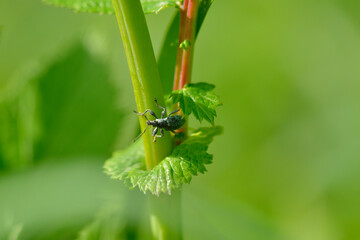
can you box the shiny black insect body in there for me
[133,99,185,143]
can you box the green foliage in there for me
[157,13,180,95]
[42,0,181,14]
[103,140,146,182]
[0,23,33,171]
[0,70,38,170]
[0,158,125,240]
[4,0,360,239]
[141,0,180,14]
[179,40,191,50]
[35,44,123,160]
[158,0,214,95]
[196,0,214,35]
[169,83,222,125]
[42,0,113,14]
[77,204,124,240]
[104,126,222,196]
[0,44,123,170]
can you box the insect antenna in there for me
[133,125,149,143]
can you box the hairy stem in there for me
[112,0,172,169]
[112,0,181,239]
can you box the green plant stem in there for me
[112,0,181,239]
[112,0,172,169]
[150,190,182,240]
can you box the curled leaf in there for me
[104,126,223,196]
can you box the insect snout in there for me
[146,120,151,125]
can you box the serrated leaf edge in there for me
[104,126,223,196]
[170,83,222,125]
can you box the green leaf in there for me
[35,44,123,160]
[104,126,223,196]
[169,82,222,125]
[42,0,113,14]
[141,0,180,14]
[103,140,146,183]
[196,0,214,35]
[158,0,214,95]
[157,13,180,95]
[42,0,181,15]
[0,44,123,170]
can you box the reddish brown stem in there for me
[179,0,199,89]
[173,0,189,91]
[172,0,199,143]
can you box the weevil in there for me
[133,98,185,143]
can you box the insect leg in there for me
[152,127,158,136]
[153,128,164,142]
[154,98,166,118]
[134,109,157,119]
[168,109,180,116]
[132,125,149,143]
[152,127,159,142]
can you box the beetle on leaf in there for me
[133,98,185,142]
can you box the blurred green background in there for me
[1,0,360,239]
